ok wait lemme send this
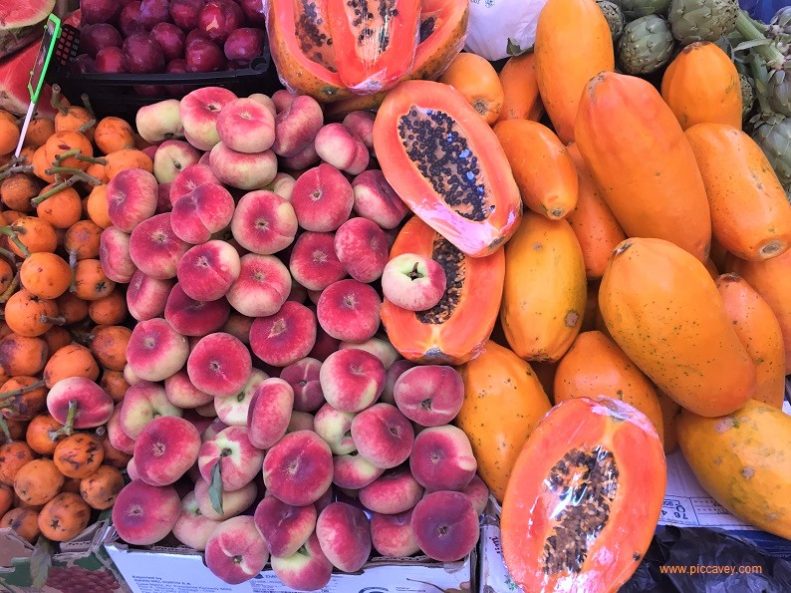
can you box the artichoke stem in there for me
[735,11,785,69]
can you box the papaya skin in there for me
[657,390,681,454]
[727,249,791,373]
[534,0,614,143]
[554,331,664,442]
[497,53,543,122]
[500,212,587,362]
[677,400,791,539]
[575,72,712,262]
[494,120,578,220]
[456,340,551,502]
[661,42,742,130]
[716,274,786,408]
[685,123,791,261]
[565,144,626,279]
[599,238,756,417]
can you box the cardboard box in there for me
[105,528,477,593]
[0,522,129,593]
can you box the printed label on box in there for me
[105,544,472,593]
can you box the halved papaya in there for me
[270,0,469,105]
[380,216,505,364]
[373,80,522,257]
[324,0,470,116]
[501,397,666,593]
[326,0,421,92]
[267,0,348,102]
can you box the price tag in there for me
[14,13,61,158]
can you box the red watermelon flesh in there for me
[0,40,54,116]
[0,0,57,59]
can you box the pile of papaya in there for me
[0,96,140,547]
[367,0,791,591]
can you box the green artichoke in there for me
[618,0,670,20]
[617,15,676,75]
[753,117,791,191]
[768,68,791,117]
[668,0,739,45]
[598,0,626,40]
[740,74,755,120]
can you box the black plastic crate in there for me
[46,24,283,123]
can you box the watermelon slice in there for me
[0,40,54,116]
[0,0,57,59]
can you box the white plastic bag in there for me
[464,0,547,61]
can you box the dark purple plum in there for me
[119,1,145,36]
[80,24,123,58]
[138,0,171,29]
[150,23,185,61]
[95,47,127,73]
[223,28,264,64]
[185,38,226,73]
[81,0,122,25]
[197,0,243,43]
[169,0,203,30]
[123,33,166,73]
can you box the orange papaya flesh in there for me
[502,397,666,593]
[372,79,522,258]
[380,216,505,365]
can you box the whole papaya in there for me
[728,248,791,373]
[661,42,742,130]
[554,330,664,441]
[456,340,551,502]
[500,212,587,362]
[534,0,614,143]
[599,238,756,417]
[716,273,786,408]
[565,144,626,279]
[575,72,712,261]
[677,400,791,539]
[685,123,791,262]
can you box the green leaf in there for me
[734,39,773,51]
[209,462,223,516]
[30,536,54,589]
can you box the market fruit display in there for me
[501,397,666,593]
[83,86,491,587]
[3,1,791,591]
[677,400,791,539]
